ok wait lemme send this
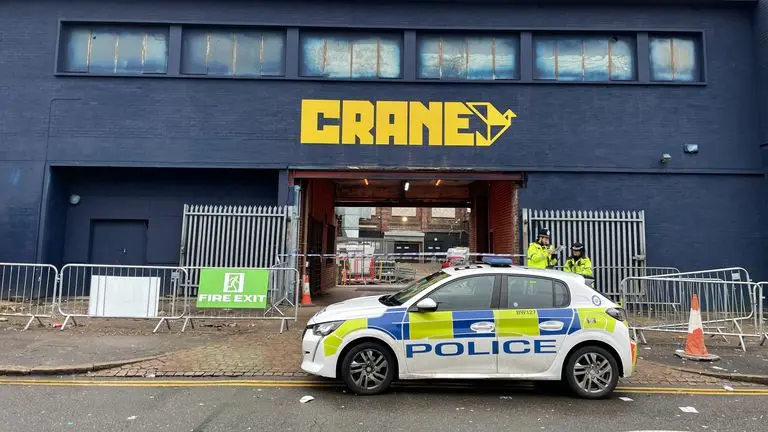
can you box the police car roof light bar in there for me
[481,256,513,267]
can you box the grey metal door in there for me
[89,219,148,265]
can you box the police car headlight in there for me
[313,321,344,337]
[606,307,627,322]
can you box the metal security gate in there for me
[522,209,672,297]
[179,205,294,296]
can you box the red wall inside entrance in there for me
[488,181,519,256]
[471,181,520,259]
[303,179,338,294]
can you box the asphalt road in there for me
[0,379,766,432]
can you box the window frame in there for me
[408,273,503,312]
[648,32,704,83]
[416,32,521,81]
[532,33,638,83]
[298,29,405,80]
[500,274,571,310]
[179,26,287,78]
[57,22,171,75]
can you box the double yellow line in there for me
[0,378,766,395]
[616,386,768,396]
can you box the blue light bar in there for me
[481,256,513,266]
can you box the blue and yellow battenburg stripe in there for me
[323,307,617,356]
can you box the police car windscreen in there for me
[384,271,450,306]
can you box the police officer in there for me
[527,228,558,269]
[564,242,593,277]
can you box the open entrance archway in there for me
[289,170,525,296]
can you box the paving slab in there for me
[0,315,290,371]
[0,330,213,369]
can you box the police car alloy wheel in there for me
[340,341,395,395]
[564,346,619,399]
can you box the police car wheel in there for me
[564,346,619,399]
[340,342,394,395]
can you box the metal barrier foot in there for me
[731,320,747,351]
[60,315,72,331]
[279,319,288,334]
[638,329,647,344]
[181,317,195,333]
[23,316,44,331]
[153,318,173,334]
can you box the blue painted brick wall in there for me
[59,167,279,266]
[520,173,768,279]
[0,0,766,277]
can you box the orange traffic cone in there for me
[300,273,313,306]
[675,294,720,361]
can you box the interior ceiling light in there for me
[363,178,369,186]
[404,181,410,191]
[435,179,442,186]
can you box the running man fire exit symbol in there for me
[223,273,244,293]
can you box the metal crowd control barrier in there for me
[542,265,681,302]
[180,266,300,333]
[57,264,188,333]
[0,263,58,330]
[645,267,752,284]
[620,274,763,351]
[757,282,768,346]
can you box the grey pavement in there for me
[0,323,226,367]
[638,335,768,380]
[0,380,766,431]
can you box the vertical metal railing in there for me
[522,208,648,292]
[179,205,290,296]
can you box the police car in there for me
[301,257,637,399]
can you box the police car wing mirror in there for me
[415,298,438,312]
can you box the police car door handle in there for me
[470,322,495,333]
[538,320,565,332]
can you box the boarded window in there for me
[649,35,700,82]
[534,35,635,81]
[181,28,285,77]
[431,208,456,218]
[392,208,417,217]
[300,31,402,79]
[60,25,169,74]
[418,34,519,80]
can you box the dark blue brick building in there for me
[0,0,766,279]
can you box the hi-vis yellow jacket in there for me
[564,257,594,277]
[527,242,557,269]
